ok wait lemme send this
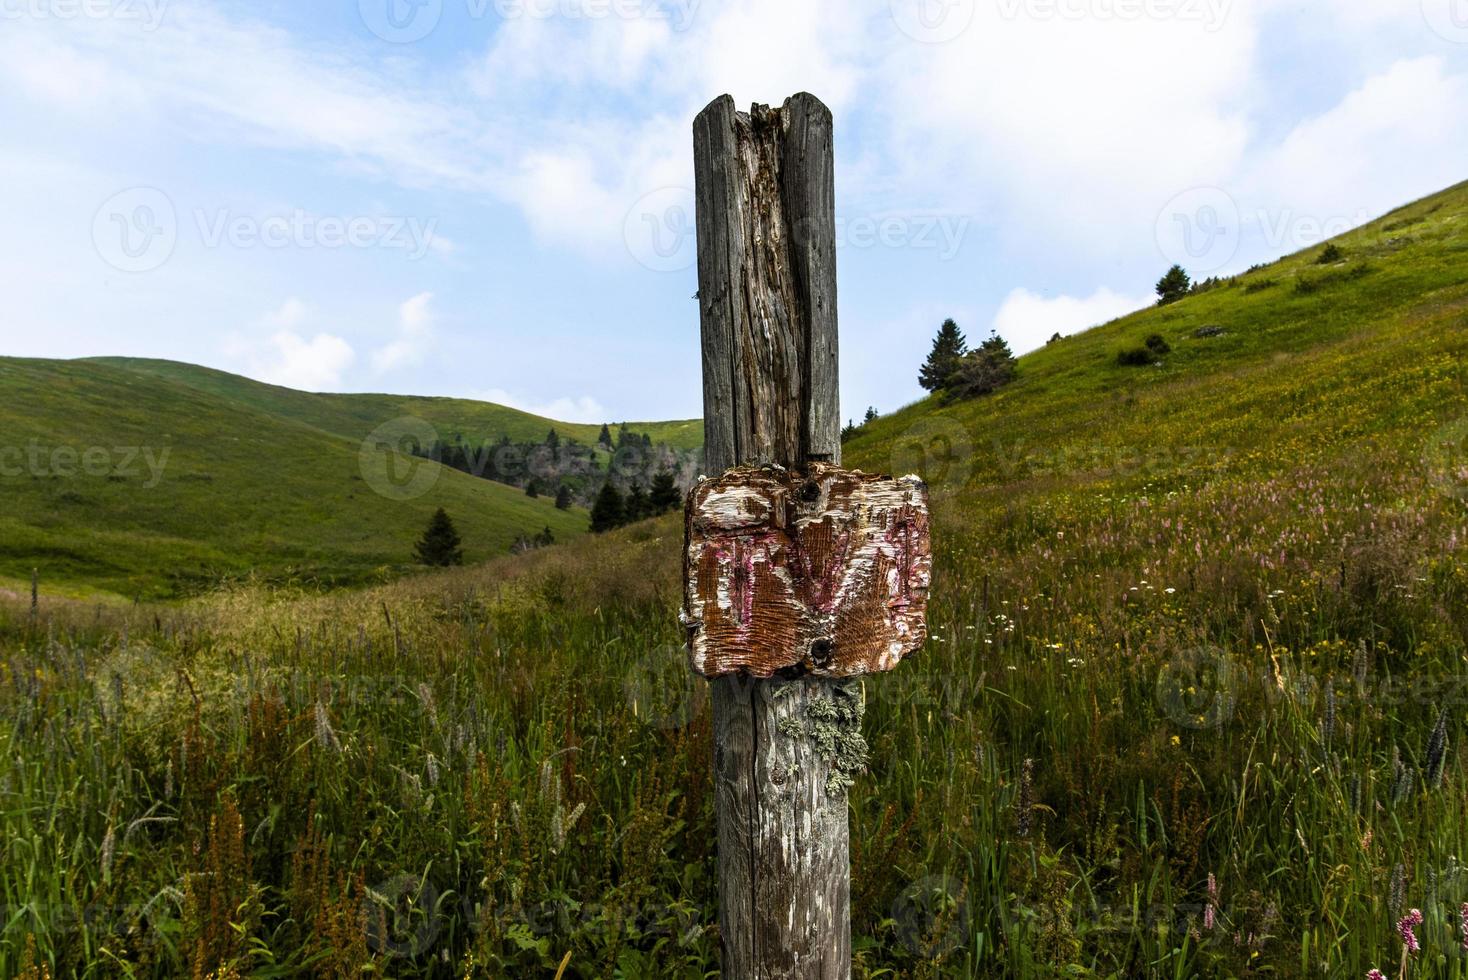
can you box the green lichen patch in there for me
[803,682,869,797]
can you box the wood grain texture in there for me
[684,464,931,679]
[693,92,856,979]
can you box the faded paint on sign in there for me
[682,464,931,678]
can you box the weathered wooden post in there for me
[683,93,932,979]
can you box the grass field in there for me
[2,180,1467,978]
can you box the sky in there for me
[2,0,1466,424]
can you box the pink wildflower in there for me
[1397,907,1423,954]
[1365,970,1386,980]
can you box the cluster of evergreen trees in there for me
[918,319,1018,402]
[415,424,692,514]
[589,470,683,533]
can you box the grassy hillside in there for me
[2,181,1466,978]
[91,357,705,451]
[0,358,589,598]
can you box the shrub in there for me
[1116,347,1155,367]
[1317,243,1344,264]
[1244,279,1279,294]
[943,332,1017,402]
[1145,334,1172,355]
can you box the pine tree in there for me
[919,318,968,392]
[1155,265,1191,306]
[414,508,464,566]
[589,483,625,533]
[626,484,650,523]
[546,429,560,450]
[597,423,612,449]
[864,406,879,423]
[649,470,681,514]
[978,329,1014,358]
[525,479,539,498]
[554,484,573,510]
[536,525,555,548]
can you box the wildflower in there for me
[100,823,116,880]
[1322,680,1335,749]
[1366,970,1386,980]
[1397,908,1423,954]
[1016,758,1035,838]
[1425,708,1449,787]
[1203,872,1217,931]
[314,702,342,755]
[1461,902,1468,953]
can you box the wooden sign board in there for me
[682,463,931,679]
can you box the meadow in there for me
[2,181,1467,977]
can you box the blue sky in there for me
[3,0,1466,424]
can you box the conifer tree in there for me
[919,318,968,392]
[649,470,681,513]
[589,482,625,533]
[414,508,464,566]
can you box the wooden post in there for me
[693,90,847,980]
[689,92,934,980]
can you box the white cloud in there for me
[1242,57,1468,241]
[993,287,1152,354]
[372,292,435,374]
[230,300,356,391]
[478,389,608,424]
[880,1,1258,246]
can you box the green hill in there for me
[0,358,597,598]
[89,356,704,451]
